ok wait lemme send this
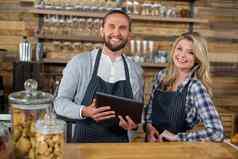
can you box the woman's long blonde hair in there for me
[163,32,213,95]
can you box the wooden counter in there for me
[64,142,238,159]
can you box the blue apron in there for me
[73,49,133,143]
[151,81,190,134]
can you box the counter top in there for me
[64,142,238,159]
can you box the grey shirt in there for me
[54,48,144,120]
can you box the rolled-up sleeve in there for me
[177,81,224,142]
[54,58,84,119]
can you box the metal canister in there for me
[8,79,53,159]
[19,36,32,62]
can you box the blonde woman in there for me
[145,32,224,142]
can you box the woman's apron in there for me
[151,82,191,134]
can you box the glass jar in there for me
[0,123,13,159]
[35,114,65,159]
[231,133,238,145]
[8,79,53,159]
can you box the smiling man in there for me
[54,9,144,143]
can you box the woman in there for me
[145,32,224,142]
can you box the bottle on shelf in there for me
[19,36,32,62]
[0,76,4,112]
[36,42,44,61]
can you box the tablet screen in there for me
[95,92,143,124]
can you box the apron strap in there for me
[121,55,133,99]
[81,48,102,106]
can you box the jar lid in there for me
[35,114,65,134]
[8,79,53,109]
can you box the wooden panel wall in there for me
[0,0,237,114]
[0,0,37,96]
[195,0,238,62]
[195,0,238,112]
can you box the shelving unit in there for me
[42,57,167,68]
[26,0,208,96]
[35,33,103,42]
[29,8,208,24]
[31,0,208,57]
[36,32,180,42]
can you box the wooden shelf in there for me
[204,31,238,41]
[42,58,68,64]
[19,0,34,8]
[39,57,238,66]
[42,58,168,68]
[142,63,167,68]
[29,9,106,18]
[209,52,238,63]
[163,0,193,1]
[36,32,178,42]
[131,15,208,23]
[19,0,34,4]
[133,33,178,41]
[36,33,103,42]
[36,32,238,46]
[20,0,34,2]
[29,8,208,24]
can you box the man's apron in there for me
[73,49,133,143]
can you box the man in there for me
[54,9,144,143]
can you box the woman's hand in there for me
[159,130,178,142]
[82,99,115,122]
[118,115,138,130]
[146,123,160,142]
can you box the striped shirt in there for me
[145,69,224,141]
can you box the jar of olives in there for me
[8,79,53,159]
[35,114,65,159]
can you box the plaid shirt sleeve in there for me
[177,80,224,142]
[145,70,165,123]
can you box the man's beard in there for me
[103,36,128,52]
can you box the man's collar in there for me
[101,49,122,62]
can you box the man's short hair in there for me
[102,9,132,32]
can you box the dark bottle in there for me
[0,76,4,112]
[0,123,12,159]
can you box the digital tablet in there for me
[95,92,144,124]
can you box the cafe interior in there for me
[0,0,238,159]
